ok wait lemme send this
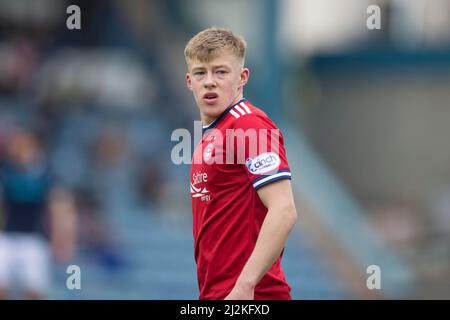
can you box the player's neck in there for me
[202,117,214,127]
[202,114,220,128]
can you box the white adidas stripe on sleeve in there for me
[240,102,252,114]
[230,109,240,119]
[234,105,247,116]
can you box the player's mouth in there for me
[203,92,219,105]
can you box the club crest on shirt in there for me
[203,143,214,162]
[245,152,280,175]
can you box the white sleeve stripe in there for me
[253,172,291,188]
[240,102,252,114]
[234,105,247,116]
[230,109,240,119]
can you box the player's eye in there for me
[194,71,205,76]
[216,70,227,75]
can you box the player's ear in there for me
[186,73,193,91]
[240,67,249,87]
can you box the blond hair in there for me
[184,27,247,66]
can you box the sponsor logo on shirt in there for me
[245,152,280,175]
[190,171,211,202]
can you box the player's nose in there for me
[203,72,216,88]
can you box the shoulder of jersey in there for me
[227,100,267,124]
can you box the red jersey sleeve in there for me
[230,112,291,190]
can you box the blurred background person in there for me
[0,128,77,299]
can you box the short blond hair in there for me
[184,27,247,66]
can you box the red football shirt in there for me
[190,99,292,300]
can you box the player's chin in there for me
[201,102,224,116]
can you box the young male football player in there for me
[185,27,298,300]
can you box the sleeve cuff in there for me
[252,170,292,190]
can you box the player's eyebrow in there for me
[190,64,231,73]
[190,65,205,70]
